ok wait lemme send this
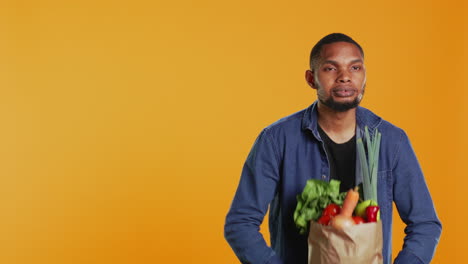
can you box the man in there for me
[224,33,441,264]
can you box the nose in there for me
[337,70,351,83]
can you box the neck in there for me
[317,102,356,143]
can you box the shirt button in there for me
[322,175,326,180]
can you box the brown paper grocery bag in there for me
[308,221,383,264]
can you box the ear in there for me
[305,70,317,89]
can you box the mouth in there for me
[332,87,356,98]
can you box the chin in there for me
[321,97,361,112]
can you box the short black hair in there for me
[309,33,364,70]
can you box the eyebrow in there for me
[322,59,364,65]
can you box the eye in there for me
[324,67,336,71]
[351,65,362,71]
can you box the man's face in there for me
[306,41,366,112]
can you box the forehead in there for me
[319,42,363,63]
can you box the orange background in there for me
[0,0,466,263]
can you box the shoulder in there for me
[361,107,414,167]
[247,108,307,162]
[358,106,407,140]
[262,108,307,138]
[378,119,406,140]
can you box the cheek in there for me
[317,74,331,84]
[353,75,366,88]
[317,87,328,99]
[358,73,366,84]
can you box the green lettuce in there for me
[293,179,346,234]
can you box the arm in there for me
[392,131,442,264]
[224,129,284,264]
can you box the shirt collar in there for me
[301,100,382,140]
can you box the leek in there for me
[357,126,381,203]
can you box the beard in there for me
[319,86,365,112]
[319,97,361,112]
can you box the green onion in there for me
[357,126,381,203]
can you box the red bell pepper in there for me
[365,206,380,222]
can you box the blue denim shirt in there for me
[225,101,441,264]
